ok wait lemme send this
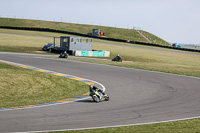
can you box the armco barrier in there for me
[0,26,200,53]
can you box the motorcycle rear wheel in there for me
[92,95,100,103]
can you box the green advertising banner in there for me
[81,51,89,56]
[93,51,105,57]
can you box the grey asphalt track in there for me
[0,52,200,133]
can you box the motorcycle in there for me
[90,88,109,103]
[59,51,68,58]
[112,55,122,62]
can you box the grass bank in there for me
[0,62,89,108]
[0,18,170,46]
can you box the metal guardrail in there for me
[0,26,200,53]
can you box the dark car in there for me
[42,43,58,51]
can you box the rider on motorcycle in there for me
[89,85,109,102]
[112,54,122,62]
[59,51,68,58]
[89,85,105,96]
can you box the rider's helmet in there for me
[90,85,93,88]
[64,51,67,53]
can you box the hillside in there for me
[0,18,170,46]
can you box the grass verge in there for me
[0,62,89,108]
[49,118,200,133]
[67,42,200,78]
[0,32,52,53]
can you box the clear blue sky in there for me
[1,0,200,44]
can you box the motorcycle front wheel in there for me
[105,94,109,101]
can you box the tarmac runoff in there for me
[0,59,106,112]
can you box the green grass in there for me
[0,62,89,108]
[0,32,52,53]
[69,42,200,78]
[0,29,164,49]
[0,28,72,38]
[49,118,200,133]
[0,18,170,46]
